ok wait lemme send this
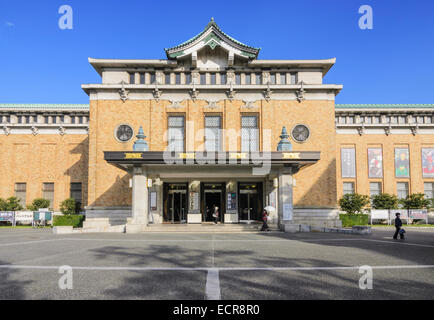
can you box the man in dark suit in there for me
[393,212,405,240]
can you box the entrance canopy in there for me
[104,151,321,173]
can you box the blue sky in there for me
[0,0,433,104]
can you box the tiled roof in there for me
[165,18,260,56]
[336,104,434,109]
[0,104,89,110]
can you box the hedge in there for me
[53,215,84,228]
[339,214,369,227]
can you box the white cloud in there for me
[5,21,15,27]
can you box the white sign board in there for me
[15,211,34,222]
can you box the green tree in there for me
[0,198,8,211]
[5,197,23,211]
[27,198,51,211]
[371,193,399,209]
[339,193,370,214]
[60,198,77,214]
[399,193,430,209]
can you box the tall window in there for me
[175,73,181,85]
[150,73,156,84]
[129,73,135,84]
[168,116,185,151]
[42,183,54,209]
[15,183,26,207]
[140,73,145,84]
[280,74,286,84]
[369,182,382,197]
[185,73,191,84]
[343,182,355,195]
[397,182,409,199]
[165,73,171,84]
[424,182,434,200]
[290,73,297,84]
[200,73,206,84]
[204,116,222,152]
[235,74,241,85]
[269,73,276,84]
[241,115,259,152]
[70,183,82,210]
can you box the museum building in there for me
[1,20,433,231]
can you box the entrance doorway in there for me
[201,183,225,223]
[163,183,188,224]
[238,182,263,223]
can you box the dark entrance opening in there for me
[238,182,263,223]
[201,183,225,223]
[163,183,188,224]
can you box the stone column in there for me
[126,166,148,233]
[278,167,293,229]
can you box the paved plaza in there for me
[0,228,433,300]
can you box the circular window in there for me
[115,124,134,142]
[291,124,310,143]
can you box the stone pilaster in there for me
[126,166,148,233]
[278,167,293,229]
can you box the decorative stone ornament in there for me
[3,125,10,136]
[277,127,293,151]
[357,123,365,136]
[291,124,311,143]
[411,124,419,136]
[384,123,391,136]
[296,81,306,103]
[190,82,199,101]
[226,83,236,101]
[263,83,272,101]
[133,126,149,151]
[59,126,66,136]
[31,125,39,136]
[115,124,134,142]
[119,81,129,103]
[153,85,163,101]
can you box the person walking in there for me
[212,205,219,224]
[260,209,270,231]
[393,212,405,240]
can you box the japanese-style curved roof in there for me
[164,18,260,60]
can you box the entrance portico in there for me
[104,151,320,232]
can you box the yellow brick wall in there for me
[88,99,337,209]
[0,134,88,210]
[336,134,434,200]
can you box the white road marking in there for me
[0,239,62,247]
[1,264,434,272]
[205,268,221,300]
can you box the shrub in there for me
[2,197,23,211]
[339,193,370,214]
[27,198,50,211]
[399,193,430,209]
[53,215,84,228]
[371,193,398,209]
[339,213,369,227]
[60,198,77,214]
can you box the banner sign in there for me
[15,211,34,222]
[341,148,356,178]
[0,212,15,223]
[368,148,383,178]
[395,148,410,178]
[409,209,428,220]
[390,209,408,220]
[421,148,434,178]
